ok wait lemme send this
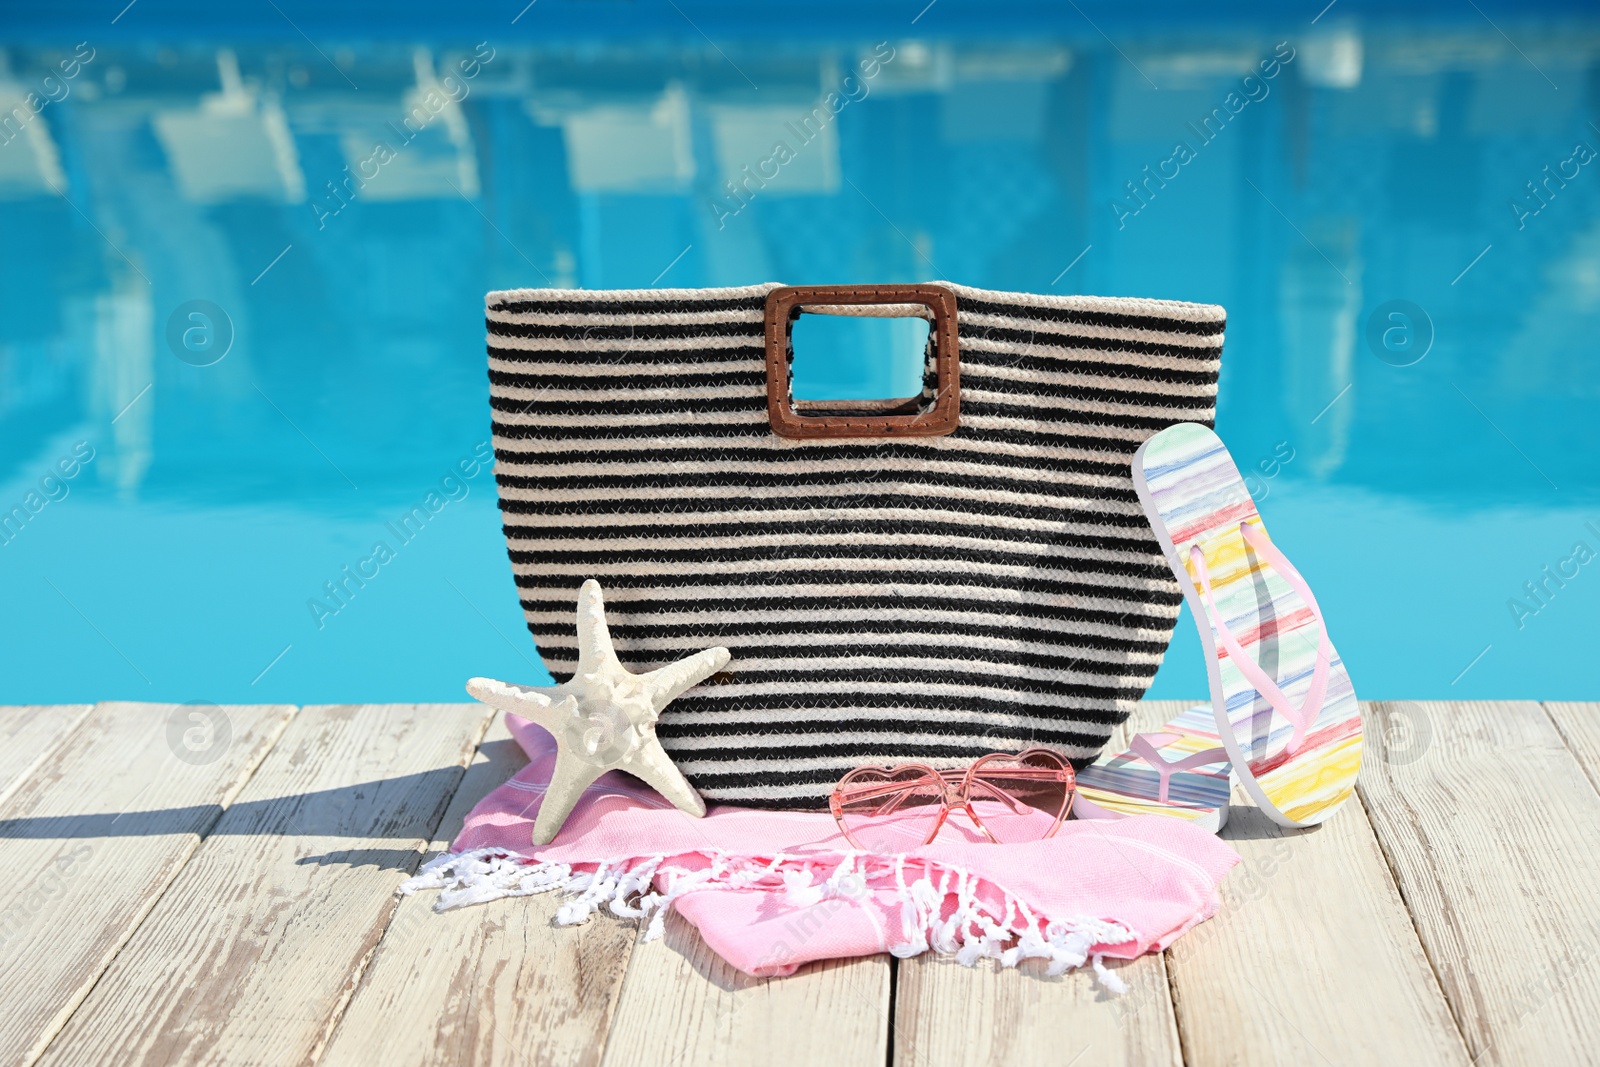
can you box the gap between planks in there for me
[324,712,893,1067]
[0,702,297,1067]
[27,703,491,1067]
[1161,700,1470,1067]
[318,714,639,1067]
[0,705,94,810]
[1361,700,1600,1067]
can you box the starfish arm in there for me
[532,750,607,846]
[465,677,569,734]
[573,579,622,676]
[641,646,731,713]
[625,737,707,819]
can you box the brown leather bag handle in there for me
[764,283,960,439]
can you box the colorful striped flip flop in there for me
[1074,705,1233,832]
[1133,423,1362,828]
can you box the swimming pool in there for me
[2,3,1596,705]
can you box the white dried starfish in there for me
[466,579,729,845]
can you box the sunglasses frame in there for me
[828,747,1076,851]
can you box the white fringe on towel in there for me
[399,848,1136,993]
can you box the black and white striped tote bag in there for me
[485,282,1225,808]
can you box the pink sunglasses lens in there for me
[836,767,944,853]
[967,751,1074,843]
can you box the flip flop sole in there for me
[1074,784,1231,832]
[1133,423,1362,828]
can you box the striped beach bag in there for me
[485,282,1225,808]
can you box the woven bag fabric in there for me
[485,282,1225,808]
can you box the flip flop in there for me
[1074,705,1233,832]
[1133,423,1362,828]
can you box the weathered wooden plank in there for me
[602,910,889,1067]
[0,701,294,1067]
[1545,701,1600,791]
[894,952,1176,1067]
[1165,701,1470,1066]
[892,699,1191,1067]
[321,714,638,1067]
[27,697,1584,1065]
[1362,700,1600,1066]
[0,705,93,806]
[34,703,491,1067]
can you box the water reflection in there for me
[1,16,1598,700]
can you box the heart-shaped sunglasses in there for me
[828,748,1076,853]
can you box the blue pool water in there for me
[2,3,1597,706]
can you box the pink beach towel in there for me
[402,715,1240,989]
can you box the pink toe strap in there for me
[1189,522,1331,757]
[1127,733,1229,803]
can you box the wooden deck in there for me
[1,699,1597,1066]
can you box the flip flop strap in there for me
[1127,733,1230,802]
[1237,522,1333,751]
[1189,523,1331,756]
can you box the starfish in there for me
[466,579,729,845]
